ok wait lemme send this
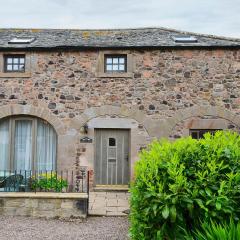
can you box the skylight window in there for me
[8,37,35,44]
[172,36,198,43]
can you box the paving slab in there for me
[89,191,130,216]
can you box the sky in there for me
[0,0,239,38]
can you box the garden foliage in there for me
[130,131,240,240]
[31,172,68,192]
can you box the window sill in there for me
[0,72,31,78]
[96,72,133,78]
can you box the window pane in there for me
[37,120,57,171]
[106,58,112,64]
[7,65,13,71]
[113,58,118,64]
[109,138,116,146]
[20,58,25,64]
[14,120,32,170]
[191,131,198,139]
[112,65,118,71]
[119,64,125,71]
[7,58,13,64]
[106,65,113,71]
[13,58,19,64]
[13,65,19,71]
[19,65,25,71]
[0,120,9,170]
[119,58,125,64]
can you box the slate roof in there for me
[0,27,239,50]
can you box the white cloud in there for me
[0,0,239,37]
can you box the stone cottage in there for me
[0,27,239,190]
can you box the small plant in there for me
[184,220,240,240]
[31,172,68,192]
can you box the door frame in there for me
[93,128,131,187]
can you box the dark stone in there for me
[51,88,55,92]
[75,96,80,100]
[51,80,58,84]
[59,59,64,63]
[48,102,56,109]
[126,93,132,97]
[68,73,75,78]
[162,100,168,105]
[0,94,5,99]
[134,72,142,78]
[80,88,85,91]
[165,78,176,86]
[230,94,237,98]
[184,72,191,78]
[225,104,230,109]
[19,101,27,105]
[60,95,66,100]
[228,124,235,129]
[176,94,182,99]
[174,135,181,139]
[69,113,75,118]
[149,104,155,110]
[53,110,58,115]
[139,105,144,110]
[34,82,39,87]
[57,52,62,56]
[66,95,74,100]
[48,60,54,65]
[9,95,17,99]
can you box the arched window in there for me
[0,116,57,171]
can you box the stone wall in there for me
[0,49,239,121]
[0,48,239,183]
[0,193,88,218]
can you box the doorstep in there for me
[93,185,129,192]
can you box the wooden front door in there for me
[95,129,129,185]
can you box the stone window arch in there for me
[0,115,57,171]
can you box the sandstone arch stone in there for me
[0,104,65,135]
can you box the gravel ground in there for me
[0,216,129,240]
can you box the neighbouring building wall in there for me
[0,48,239,184]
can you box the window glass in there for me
[106,65,112,71]
[113,58,118,64]
[105,55,127,73]
[112,65,118,71]
[109,138,116,147]
[4,55,25,73]
[0,117,57,171]
[119,58,125,64]
[106,58,112,64]
[7,58,12,64]
[0,120,9,170]
[119,65,125,71]
[190,129,220,139]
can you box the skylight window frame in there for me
[8,37,36,44]
[172,35,198,43]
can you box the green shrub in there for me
[31,172,68,192]
[130,131,240,240]
[184,220,240,240]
